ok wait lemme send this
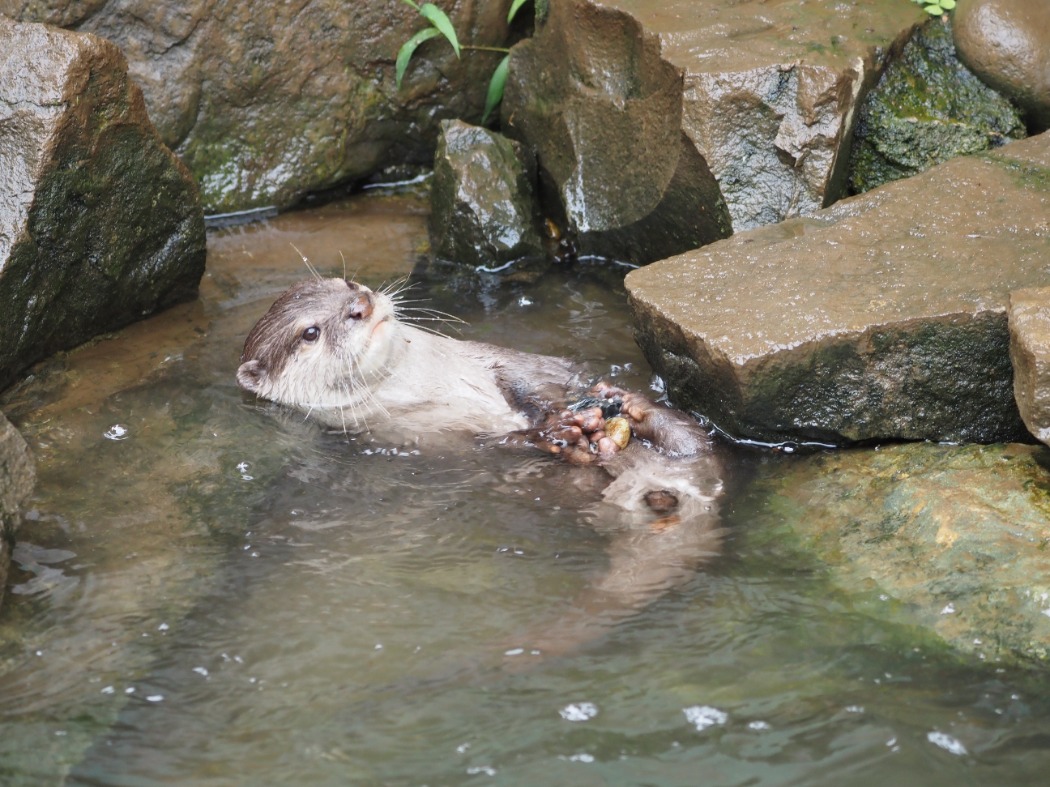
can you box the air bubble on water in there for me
[518,296,533,307]
[456,742,470,754]
[101,685,115,695]
[236,461,254,481]
[125,687,136,694]
[466,766,496,776]
[560,702,598,722]
[504,648,524,657]
[927,730,967,756]
[748,721,771,731]
[193,667,209,677]
[146,694,164,703]
[158,622,169,632]
[683,705,728,731]
[845,705,864,714]
[940,602,956,615]
[103,424,130,441]
[567,753,595,763]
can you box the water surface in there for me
[2,191,1050,786]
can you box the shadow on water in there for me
[2,192,1050,785]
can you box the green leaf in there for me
[923,3,943,14]
[400,0,420,9]
[419,3,461,57]
[482,53,510,125]
[508,0,530,24]
[939,0,956,8]
[396,27,442,89]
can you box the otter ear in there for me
[236,359,268,394]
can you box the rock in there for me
[1009,287,1050,445]
[0,18,206,393]
[501,0,731,264]
[594,0,929,232]
[2,0,515,213]
[0,412,35,611]
[626,131,1050,445]
[953,0,1050,133]
[429,120,545,269]
[738,441,1050,665]
[848,17,1025,194]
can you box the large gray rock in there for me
[501,0,731,264]
[848,17,1025,194]
[0,17,205,393]
[602,0,929,231]
[953,0,1050,133]
[0,412,34,610]
[2,0,515,213]
[1009,287,1050,445]
[429,120,545,269]
[740,441,1050,665]
[626,131,1050,445]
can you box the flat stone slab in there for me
[627,131,1050,445]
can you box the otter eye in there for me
[301,326,321,343]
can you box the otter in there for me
[237,276,723,658]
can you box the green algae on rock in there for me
[848,17,1025,194]
[737,442,1050,665]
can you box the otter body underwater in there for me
[237,277,724,658]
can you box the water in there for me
[2,190,1050,785]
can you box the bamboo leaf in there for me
[508,0,530,24]
[396,27,442,89]
[482,53,510,125]
[419,3,461,57]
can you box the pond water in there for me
[3,190,1050,786]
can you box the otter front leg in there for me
[512,405,625,464]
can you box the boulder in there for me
[953,0,1050,132]
[501,0,731,264]
[848,17,1025,194]
[1009,287,1050,445]
[0,17,205,393]
[2,0,515,213]
[0,412,34,611]
[591,0,929,231]
[626,131,1050,445]
[739,441,1050,665]
[429,120,545,270]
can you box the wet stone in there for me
[1009,287,1050,446]
[605,0,929,231]
[848,17,1025,195]
[501,0,731,264]
[0,412,35,612]
[739,441,1050,665]
[626,131,1050,445]
[429,120,545,270]
[0,17,206,392]
[953,0,1050,133]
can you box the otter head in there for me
[236,278,399,410]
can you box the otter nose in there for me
[346,290,374,321]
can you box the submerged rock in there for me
[0,18,206,393]
[1009,287,1050,446]
[501,0,731,264]
[429,120,545,270]
[626,131,1050,445]
[848,17,1025,194]
[739,441,1050,665]
[0,412,34,612]
[2,0,515,213]
[953,0,1050,132]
